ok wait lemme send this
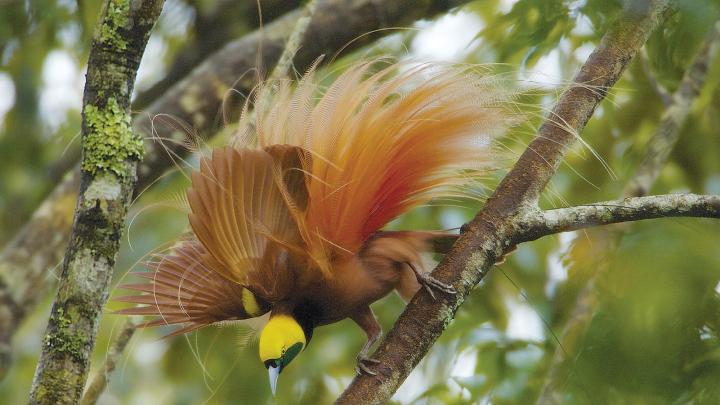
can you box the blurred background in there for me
[2,0,720,403]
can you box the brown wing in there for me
[186,146,307,300]
[115,239,270,337]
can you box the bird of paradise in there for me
[117,60,516,394]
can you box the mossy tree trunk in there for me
[28,1,164,404]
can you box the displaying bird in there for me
[116,60,515,394]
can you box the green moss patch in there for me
[82,97,143,177]
[43,308,88,363]
[98,0,130,50]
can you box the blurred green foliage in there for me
[2,0,720,404]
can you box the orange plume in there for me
[238,60,517,271]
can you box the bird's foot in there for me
[413,267,456,299]
[355,355,381,376]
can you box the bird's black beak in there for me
[268,364,280,396]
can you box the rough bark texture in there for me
[336,1,670,403]
[42,0,300,193]
[46,0,300,184]
[0,0,468,380]
[28,1,164,403]
[536,18,720,405]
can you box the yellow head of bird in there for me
[259,313,306,395]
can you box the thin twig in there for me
[626,19,720,197]
[132,0,302,110]
[640,49,673,106]
[80,320,137,405]
[268,0,319,82]
[242,0,319,139]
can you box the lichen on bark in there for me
[43,307,88,363]
[82,98,143,177]
[97,0,130,50]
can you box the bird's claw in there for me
[417,271,456,299]
[407,261,456,299]
[355,355,381,376]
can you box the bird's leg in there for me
[350,306,382,376]
[406,261,456,299]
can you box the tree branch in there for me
[0,0,467,380]
[28,1,164,403]
[131,0,301,110]
[536,17,720,404]
[523,194,720,239]
[337,1,669,403]
[79,320,137,405]
[639,49,672,106]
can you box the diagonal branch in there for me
[267,0,318,82]
[0,0,467,380]
[28,0,164,403]
[131,0,302,110]
[337,1,670,403]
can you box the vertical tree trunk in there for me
[28,1,164,403]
